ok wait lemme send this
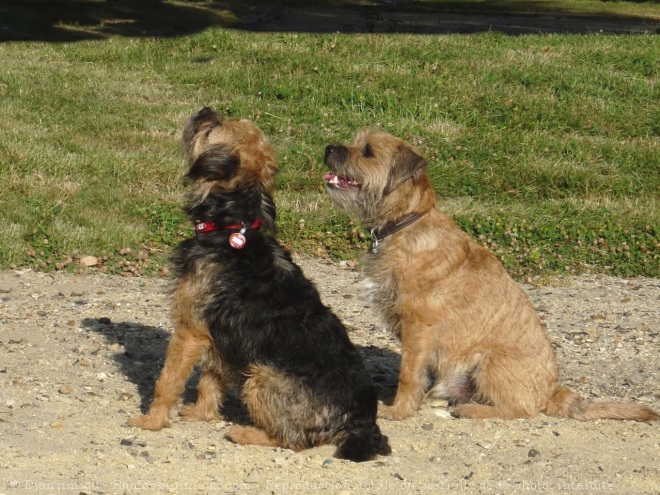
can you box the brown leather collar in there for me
[369,211,428,254]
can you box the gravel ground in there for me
[0,257,658,495]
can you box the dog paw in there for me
[127,413,171,431]
[179,403,221,423]
[377,402,414,421]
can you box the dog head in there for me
[180,107,278,231]
[324,130,432,226]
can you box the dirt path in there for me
[1,257,658,494]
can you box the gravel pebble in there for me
[244,469,261,483]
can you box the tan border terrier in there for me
[324,129,658,422]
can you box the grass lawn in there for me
[0,1,658,279]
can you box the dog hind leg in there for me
[453,351,549,420]
[452,403,526,419]
[225,425,279,447]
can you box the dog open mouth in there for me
[324,173,361,190]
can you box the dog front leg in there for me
[379,325,431,420]
[180,368,224,422]
[128,331,211,431]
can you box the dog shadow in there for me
[356,343,400,404]
[81,317,401,420]
[80,318,246,423]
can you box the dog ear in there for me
[181,107,224,159]
[385,145,427,194]
[186,144,240,182]
[195,106,222,123]
[259,191,277,233]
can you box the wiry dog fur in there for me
[324,130,659,423]
[129,109,390,462]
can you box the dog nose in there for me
[325,145,339,160]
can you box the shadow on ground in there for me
[80,317,400,423]
[2,0,658,42]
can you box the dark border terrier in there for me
[129,109,390,462]
[324,129,658,422]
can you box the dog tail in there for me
[334,423,391,463]
[545,386,659,422]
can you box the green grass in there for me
[0,2,658,278]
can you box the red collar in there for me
[193,218,262,236]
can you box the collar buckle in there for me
[370,228,380,254]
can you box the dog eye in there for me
[362,144,374,158]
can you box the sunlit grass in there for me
[0,16,658,277]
